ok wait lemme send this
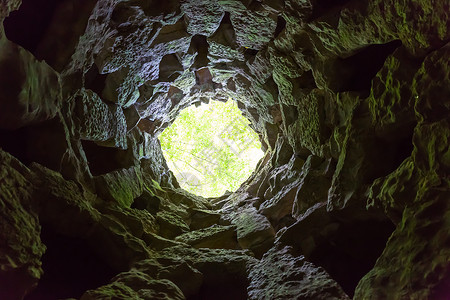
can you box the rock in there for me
[181,0,224,36]
[260,180,299,222]
[412,42,450,123]
[94,166,144,208]
[231,206,275,257]
[99,205,159,239]
[30,163,100,236]
[327,103,374,210]
[0,36,62,129]
[175,225,239,249]
[74,89,127,147]
[1,0,450,298]
[355,189,450,300]
[248,246,350,300]
[132,189,161,214]
[0,150,45,300]
[412,119,450,178]
[229,7,277,50]
[293,156,334,218]
[368,47,420,138]
[34,0,98,72]
[159,245,257,299]
[123,105,141,131]
[165,188,211,209]
[31,163,152,272]
[368,157,419,223]
[277,202,395,297]
[102,67,142,108]
[141,231,184,251]
[89,214,153,271]
[259,150,310,223]
[156,211,190,239]
[286,89,331,156]
[0,0,21,21]
[371,0,450,56]
[134,258,203,298]
[81,271,185,300]
[277,202,332,257]
[189,208,222,230]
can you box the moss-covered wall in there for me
[0,0,448,299]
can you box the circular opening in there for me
[158,98,264,197]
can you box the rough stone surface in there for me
[175,224,238,249]
[81,271,185,300]
[0,151,45,300]
[94,166,144,207]
[293,156,334,218]
[0,0,449,299]
[74,89,127,147]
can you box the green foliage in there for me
[158,99,264,197]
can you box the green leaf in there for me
[158,98,264,197]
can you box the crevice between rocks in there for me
[24,225,116,300]
[310,0,355,21]
[274,15,286,39]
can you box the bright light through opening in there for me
[158,98,264,198]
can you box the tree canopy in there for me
[158,99,264,197]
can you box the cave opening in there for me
[3,0,60,54]
[158,98,264,198]
[0,119,68,171]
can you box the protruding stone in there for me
[175,225,239,249]
[74,89,127,147]
[181,0,224,36]
[0,37,61,129]
[232,206,275,257]
[292,156,334,219]
[355,189,450,300]
[134,258,203,298]
[0,150,45,300]
[81,271,185,300]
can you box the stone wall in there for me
[0,0,449,299]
